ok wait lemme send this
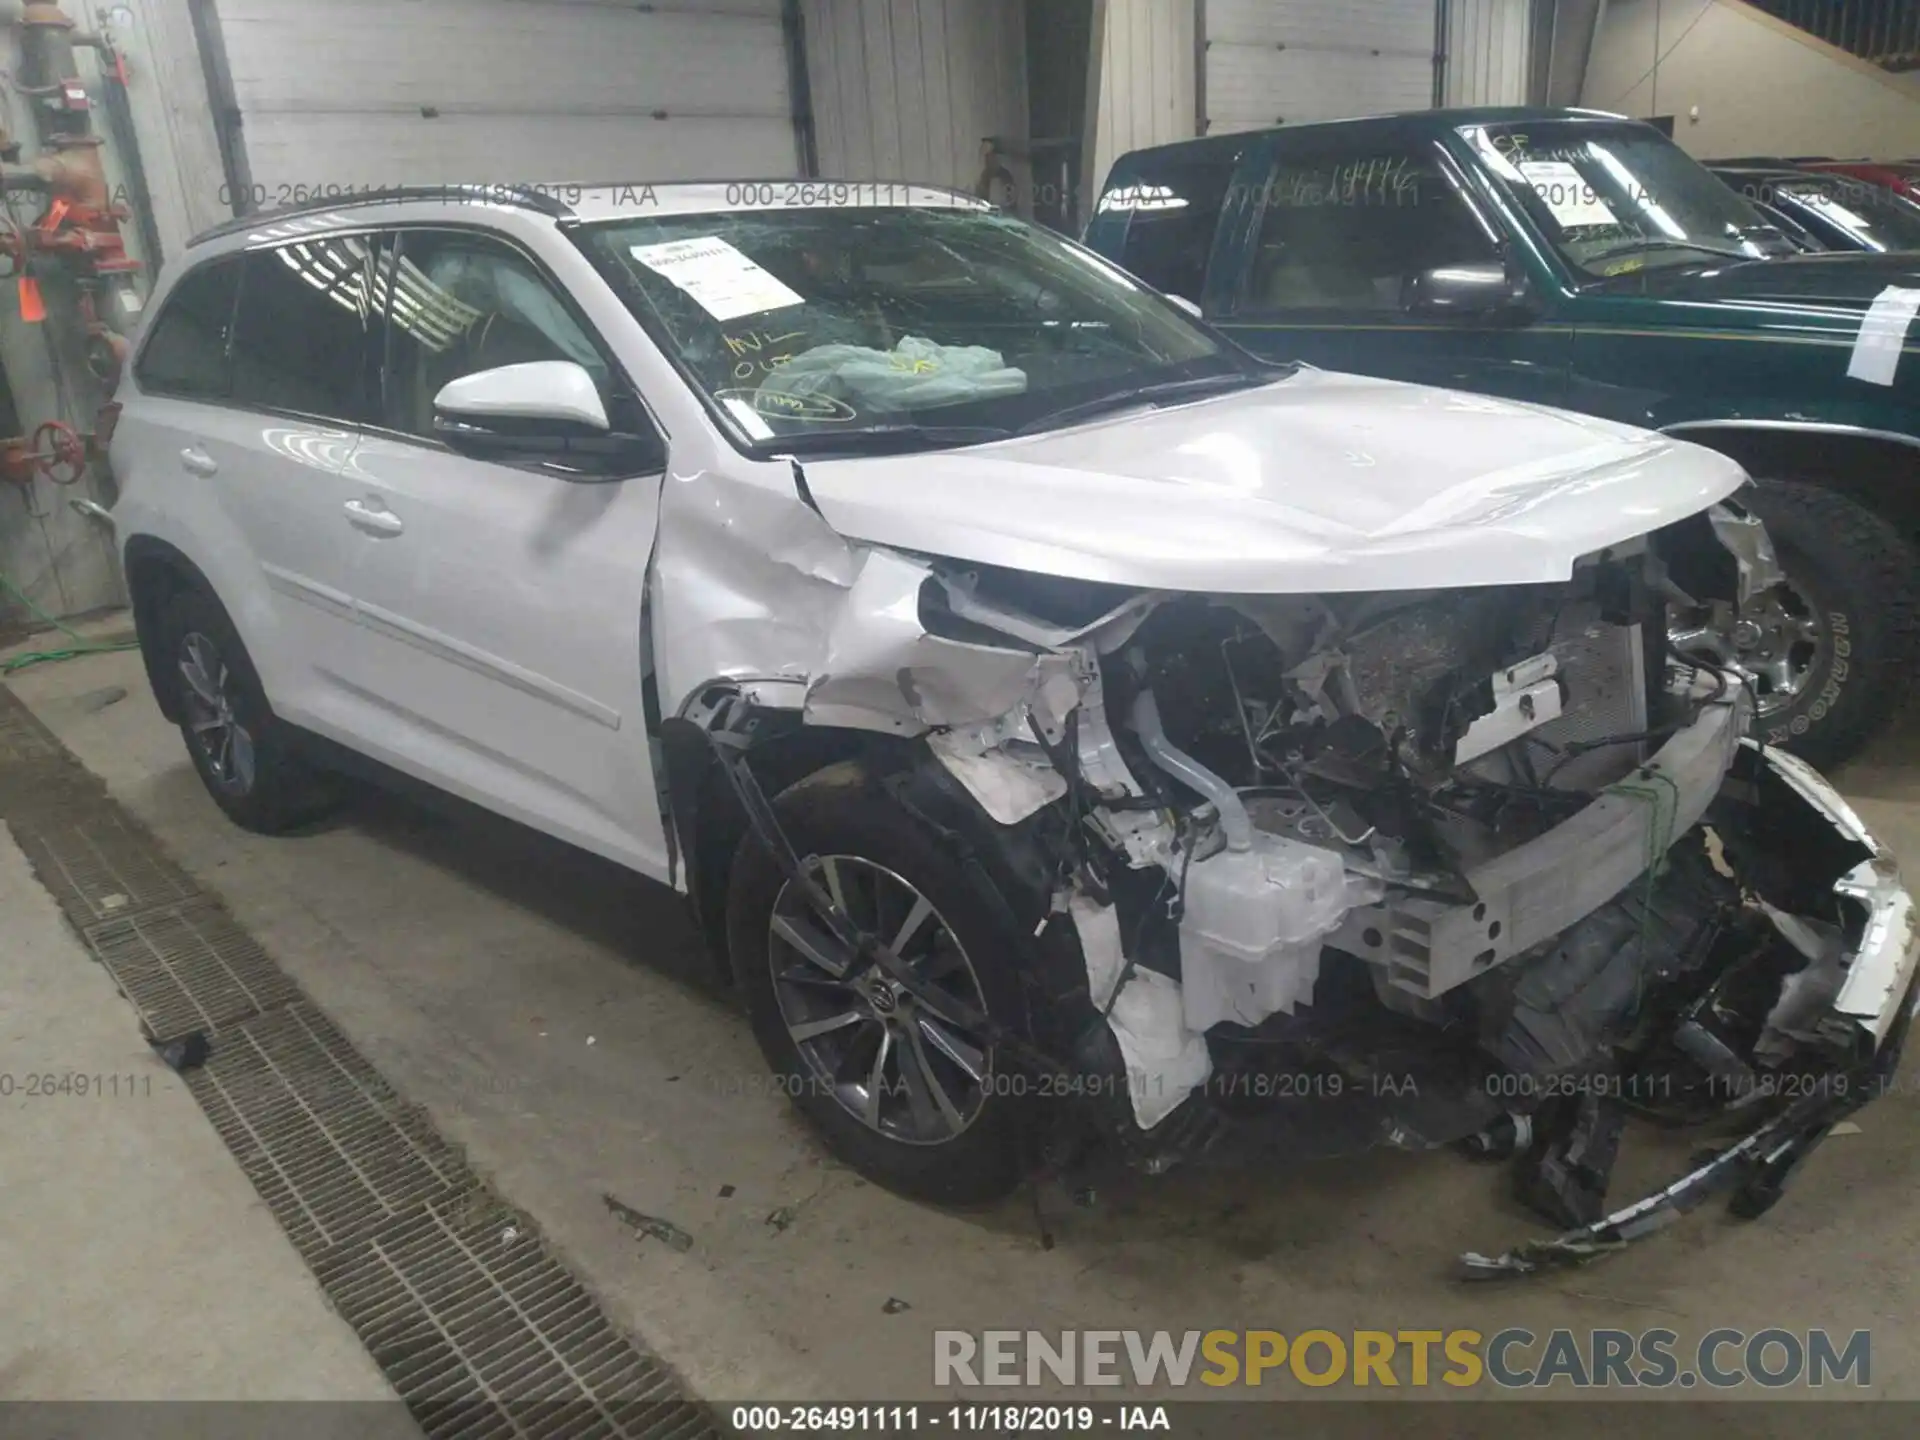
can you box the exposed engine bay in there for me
[682,498,1919,1275]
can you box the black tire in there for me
[1736,479,1917,768]
[158,585,334,833]
[727,759,1034,1204]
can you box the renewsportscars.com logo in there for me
[933,1328,1872,1390]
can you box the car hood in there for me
[797,368,1748,594]
[1643,251,1920,307]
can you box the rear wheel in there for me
[1672,479,1915,768]
[159,586,333,832]
[727,760,1033,1204]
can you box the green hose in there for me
[0,568,139,676]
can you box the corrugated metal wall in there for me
[1203,0,1438,132]
[1445,0,1534,105]
[203,0,799,194]
[1089,0,1198,200]
[801,0,1027,190]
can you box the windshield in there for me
[1460,120,1799,279]
[572,206,1260,453]
[1774,178,1920,252]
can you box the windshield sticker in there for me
[1846,284,1920,387]
[1517,161,1618,228]
[715,386,859,422]
[628,236,805,322]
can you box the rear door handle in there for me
[343,498,404,537]
[179,446,218,477]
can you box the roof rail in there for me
[186,183,576,248]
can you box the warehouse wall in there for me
[1584,0,1920,156]
[0,1,179,627]
[1087,0,1196,204]
[1445,0,1533,105]
[77,0,228,257]
[1203,0,1438,133]
[802,0,1027,190]
[203,0,799,192]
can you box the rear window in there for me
[134,258,241,399]
[1094,149,1240,303]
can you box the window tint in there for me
[230,238,378,421]
[378,230,611,439]
[135,258,240,399]
[1096,150,1239,302]
[1246,146,1497,311]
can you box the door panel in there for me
[204,237,383,723]
[328,227,668,874]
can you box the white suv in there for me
[108,183,1917,1264]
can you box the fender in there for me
[1662,418,1920,452]
[120,535,238,726]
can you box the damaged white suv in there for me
[110,183,1919,1272]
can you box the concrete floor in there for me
[0,819,397,1410]
[5,629,1920,1413]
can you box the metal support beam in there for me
[185,0,250,216]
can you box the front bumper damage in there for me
[662,501,1917,1276]
[1461,739,1920,1277]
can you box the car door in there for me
[171,234,382,724]
[1211,132,1573,407]
[327,225,671,875]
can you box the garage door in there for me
[1203,0,1437,134]
[203,0,800,204]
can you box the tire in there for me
[727,759,1034,1204]
[1733,479,1917,768]
[158,585,334,833]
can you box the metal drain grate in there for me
[11,803,200,925]
[190,1002,474,1262]
[0,682,712,1436]
[324,1191,712,1440]
[0,689,101,816]
[86,896,305,1043]
[0,685,67,767]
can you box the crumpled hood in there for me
[799,368,1749,593]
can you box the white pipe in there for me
[1131,688,1254,852]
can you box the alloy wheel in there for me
[768,855,992,1145]
[178,631,256,794]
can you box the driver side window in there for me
[376,229,614,439]
[1245,144,1497,312]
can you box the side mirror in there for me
[434,360,610,432]
[1402,262,1532,322]
[1165,293,1204,318]
[432,361,663,479]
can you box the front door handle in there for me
[343,497,404,537]
[179,446,218,477]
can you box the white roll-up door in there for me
[204,0,799,202]
[1203,0,1438,134]
[1444,0,1534,106]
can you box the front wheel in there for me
[726,760,1035,1204]
[1672,479,1915,769]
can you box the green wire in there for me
[0,567,140,676]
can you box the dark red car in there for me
[1801,160,1920,200]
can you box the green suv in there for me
[1085,106,1920,766]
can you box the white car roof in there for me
[186,179,991,250]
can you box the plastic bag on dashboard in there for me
[759,335,1028,413]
